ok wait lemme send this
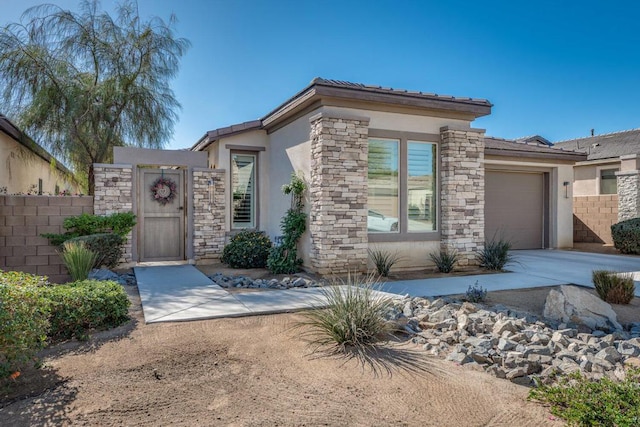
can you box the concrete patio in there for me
[135,250,640,323]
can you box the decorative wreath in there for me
[150,176,177,205]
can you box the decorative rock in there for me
[595,347,622,364]
[544,285,622,331]
[493,319,521,336]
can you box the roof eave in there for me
[485,148,588,162]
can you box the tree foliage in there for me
[0,0,190,194]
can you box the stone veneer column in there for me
[439,126,485,266]
[616,155,640,222]
[308,112,369,276]
[192,168,226,262]
[93,164,133,263]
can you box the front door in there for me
[139,168,185,261]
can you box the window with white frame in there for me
[231,152,257,229]
[367,137,437,236]
[599,168,618,195]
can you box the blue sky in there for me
[2,0,640,150]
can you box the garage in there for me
[485,170,546,250]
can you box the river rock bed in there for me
[207,273,325,290]
[388,296,640,386]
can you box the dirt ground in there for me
[0,285,570,427]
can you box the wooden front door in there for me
[139,168,185,261]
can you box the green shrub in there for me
[592,270,636,304]
[476,237,514,271]
[41,280,130,340]
[429,247,458,273]
[297,273,397,354]
[67,233,124,268]
[42,212,136,246]
[0,271,50,379]
[611,217,640,254]
[222,230,272,268]
[465,281,487,302]
[368,248,400,277]
[61,241,97,281]
[529,369,640,426]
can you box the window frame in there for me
[597,165,619,195]
[230,150,259,230]
[368,129,440,243]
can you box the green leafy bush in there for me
[67,233,124,268]
[368,248,400,277]
[529,369,640,426]
[42,212,136,246]
[41,280,130,340]
[297,274,396,354]
[476,237,514,271]
[222,230,272,268]
[61,241,97,281]
[592,270,636,304]
[611,217,640,254]
[0,271,50,379]
[429,247,459,273]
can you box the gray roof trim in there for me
[485,137,587,161]
[261,77,492,128]
[0,113,76,178]
[191,120,263,151]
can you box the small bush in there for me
[267,244,303,274]
[67,233,124,268]
[42,212,136,246]
[297,273,396,354]
[61,241,97,281]
[465,280,487,303]
[368,248,400,277]
[477,238,514,271]
[592,270,635,304]
[222,230,272,268]
[0,271,50,379]
[41,280,130,340]
[611,217,640,254]
[429,247,458,273]
[529,368,640,426]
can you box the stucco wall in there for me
[573,160,620,196]
[0,132,80,194]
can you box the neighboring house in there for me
[187,78,585,273]
[0,113,80,195]
[555,129,640,244]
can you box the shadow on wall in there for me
[573,215,606,244]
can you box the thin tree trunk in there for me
[88,163,95,196]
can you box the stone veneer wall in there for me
[192,168,226,262]
[573,195,618,244]
[0,195,94,283]
[439,126,485,266]
[616,171,640,222]
[308,113,369,275]
[93,164,133,263]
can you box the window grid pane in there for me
[368,139,399,233]
[232,154,256,228]
[407,142,437,232]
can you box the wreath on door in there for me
[150,176,177,205]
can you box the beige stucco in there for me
[573,159,620,196]
[0,131,79,194]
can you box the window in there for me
[599,168,618,195]
[231,152,257,229]
[368,136,437,237]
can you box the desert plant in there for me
[61,241,97,281]
[0,271,50,379]
[297,273,397,353]
[429,247,459,273]
[465,281,487,303]
[476,237,514,271]
[41,280,130,340]
[67,233,125,268]
[222,230,272,268]
[368,248,400,277]
[611,217,640,254]
[529,368,640,426]
[592,270,636,304]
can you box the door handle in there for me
[178,206,184,211]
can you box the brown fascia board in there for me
[191,120,263,151]
[484,147,587,162]
[0,114,76,178]
[261,80,492,129]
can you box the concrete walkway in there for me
[135,250,640,323]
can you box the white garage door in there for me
[485,170,544,250]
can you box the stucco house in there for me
[0,113,80,195]
[555,129,640,244]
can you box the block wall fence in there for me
[573,195,618,244]
[0,195,94,283]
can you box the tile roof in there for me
[553,129,640,160]
[485,136,587,161]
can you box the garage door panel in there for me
[485,171,544,250]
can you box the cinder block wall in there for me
[573,195,618,244]
[0,195,94,283]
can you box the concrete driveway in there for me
[381,249,640,298]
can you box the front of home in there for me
[95,78,586,274]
